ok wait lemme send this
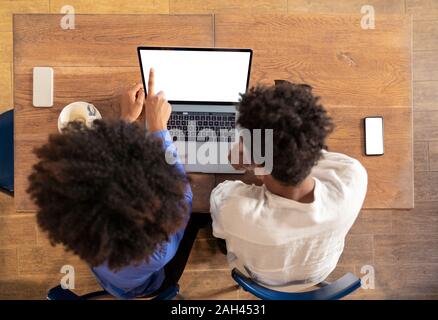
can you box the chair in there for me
[0,109,14,193]
[47,284,180,300]
[231,268,361,300]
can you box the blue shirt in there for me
[92,130,192,299]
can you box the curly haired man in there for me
[211,82,368,291]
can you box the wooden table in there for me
[13,14,413,212]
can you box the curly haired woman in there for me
[28,69,207,299]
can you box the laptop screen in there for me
[138,48,252,104]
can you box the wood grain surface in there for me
[13,13,413,212]
[215,14,412,107]
[13,14,213,66]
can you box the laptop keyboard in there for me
[168,111,236,142]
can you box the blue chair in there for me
[47,284,180,300]
[0,109,14,193]
[232,268,361,300]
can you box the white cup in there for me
[58,101,102,133]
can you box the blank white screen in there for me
[365,117,384,155]
[139,49,251,102]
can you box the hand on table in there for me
[144,68,172,133]
[120,82,145,123]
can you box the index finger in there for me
[148,68,155,96]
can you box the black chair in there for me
[47,284,180,300]
[0,109,13,193]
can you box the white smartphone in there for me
[364,116,384,156]
[33,67,53,107]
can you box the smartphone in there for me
[33,67,54,107]
[364,116,384,156]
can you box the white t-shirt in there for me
[210,151,368,291]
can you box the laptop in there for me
[138,47,253,173]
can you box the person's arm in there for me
[120,68,191,205]
[317,150,368,213]
[151,129,193,210]
[210,180,244,239]
[210,183,228,239]
[144,67,192,208]
[143,69,192,278]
